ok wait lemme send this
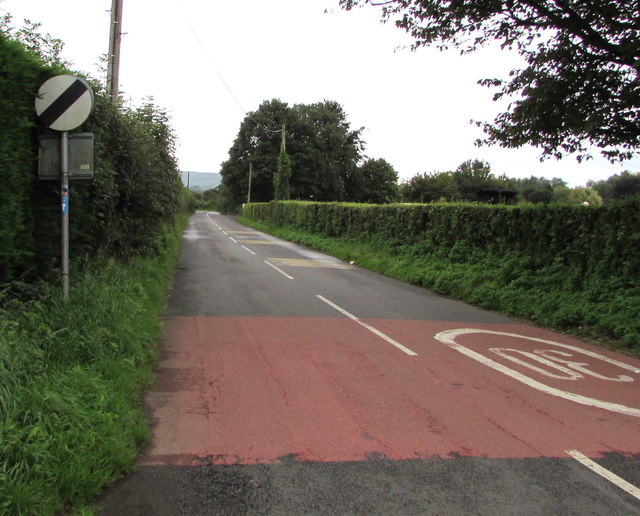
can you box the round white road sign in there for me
[35,75,94,131]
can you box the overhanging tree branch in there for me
[339,0,640,163]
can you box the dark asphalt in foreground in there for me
[98,454,640,515]
[96,212,640,515]
[97,455,640,515]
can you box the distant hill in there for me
[180,171,221,192]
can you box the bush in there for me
[1,24,185,283]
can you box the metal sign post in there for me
[35,75,94,300]
[61,131,70,299]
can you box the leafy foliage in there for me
[0,21,184,282]
[567,187,603,206]
[0,14,67,68]
[400,159,513,203]
[274,144,292,200]
[0,16,189,515]
[452,159,509,201]
[589,171,640,203]
[339,0,640,163]
[220,99,365,209]
[0,216,186,515]
[356,158,399,203]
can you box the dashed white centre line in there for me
[566,450,640,501]
[229,236,238,243]
[315,295,417,356]
[241,245,256,255]
[264,260,294,280]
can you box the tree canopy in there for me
[339,0,640,163]
[220,99,368,207]
[358,158,399,203]
[399,159,578,204]
[588,171,640,202]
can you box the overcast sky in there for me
[2,0,638,187]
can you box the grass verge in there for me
[238,216,639,354]
[0,214,189,516]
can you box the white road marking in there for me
[566,450,640,501]
[490,348,583,380]
[241,245,256,255]
[435,329,640,417]
[229,237,237,243]
[316,295,417,356]
[264,260,294,280]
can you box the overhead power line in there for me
[173,0,283,135]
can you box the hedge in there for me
[0,31,184,283]
[243,200,640,347]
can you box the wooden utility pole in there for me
[107,0,124,105]
[281,123,286,149]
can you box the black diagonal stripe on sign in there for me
[39,79,88,128]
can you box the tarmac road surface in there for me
[96,211,640,515]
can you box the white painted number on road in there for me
[489,348,634,382]
[434,329,640,417]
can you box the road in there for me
[96,211,640,515]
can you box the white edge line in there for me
[241,245,256,255]
[315,295,417,356]
[566,450,640,501]
[264,260,294,280]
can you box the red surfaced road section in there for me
[138,317,640,466]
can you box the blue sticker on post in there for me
[61,189,69,214]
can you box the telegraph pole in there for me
[107,0,124,104]
[247,162,252,204]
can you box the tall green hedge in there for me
[243,200,640,346]
[244,200,639,285]
[0,32,183,283]
[0,35,54,281]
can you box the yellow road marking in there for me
[241,240,294,245]
[268,258,353,269]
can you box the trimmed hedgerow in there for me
[242,200,640,349]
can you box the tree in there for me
[274,144,292,200]
[357,158,399,203]
[287,101,364,201]
[513,176,555,204]
[589,171,640,202]
[453,159,508,201]
[552,185,571,204]
[610,172,640,200]
[220,99,365,207]
[400,171,458,203]
[220,99,289,209]
[339,1,640,163]
[568,187,603,206]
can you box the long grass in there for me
[0,214,188,516]
[238,216,639,353]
